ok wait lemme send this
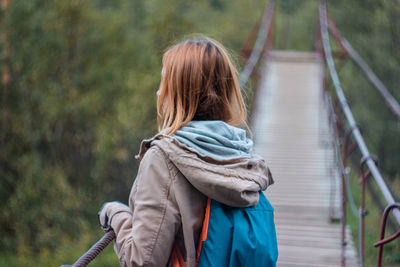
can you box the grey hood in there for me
[137,134,274,207]
[173,120,253,160]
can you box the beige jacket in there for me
[107,135,274,267]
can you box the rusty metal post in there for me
[340,165,347,267]
[358,155,378,267]
[315,17,322,56]
[326,14,348,58]
[374,203,400,267]
[338,145,348,267]
[265,10,275,59]
[339,124,361,267]
[342,125,359,165]
[325,92,348,267]
[241,12,263,61]
[239,0,275,88]
[260,7,275,69]
[341,126,358,267]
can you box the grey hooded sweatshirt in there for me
[107,121,274,267]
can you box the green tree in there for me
[0,0,265,265]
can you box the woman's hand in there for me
[98,201,129,231]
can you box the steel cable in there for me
[327,94,358,217]
[326,16,400,120]
[60,230,115,267]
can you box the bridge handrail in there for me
[324,93,350,266]
[319,1,400,265]
[326,14,400,120]
[60,230,116,267]
[239,0,275,89]
[319,0,400,224]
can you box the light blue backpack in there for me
[171,192,278,267]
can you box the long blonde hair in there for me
[157,36,246,135]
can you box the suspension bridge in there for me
[249,1,400,266]
[63,1,400,266]
[253,50,358,266]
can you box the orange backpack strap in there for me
[171,242,186,267]
[196,198,211,265]
[170,197,211,267]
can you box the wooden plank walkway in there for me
[253,51,359,266]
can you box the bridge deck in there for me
[254,51,358,266]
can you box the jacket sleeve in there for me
[109,146,181,267]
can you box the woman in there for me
[98,36,276,267]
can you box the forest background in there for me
[0,0,399,266]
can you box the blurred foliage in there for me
[0,0,264,265]
[1,0,399,266]
[274,0,317,51]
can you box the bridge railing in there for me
[318,1,400,266]
[60,230,115,267]
[239,0,275,89]
[325,14,400,121]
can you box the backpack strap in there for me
[170,197,211,267]
[171,242,186,267]
[196,198,211,265]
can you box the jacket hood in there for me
[173,120,253,160]
[136,134,273,207]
